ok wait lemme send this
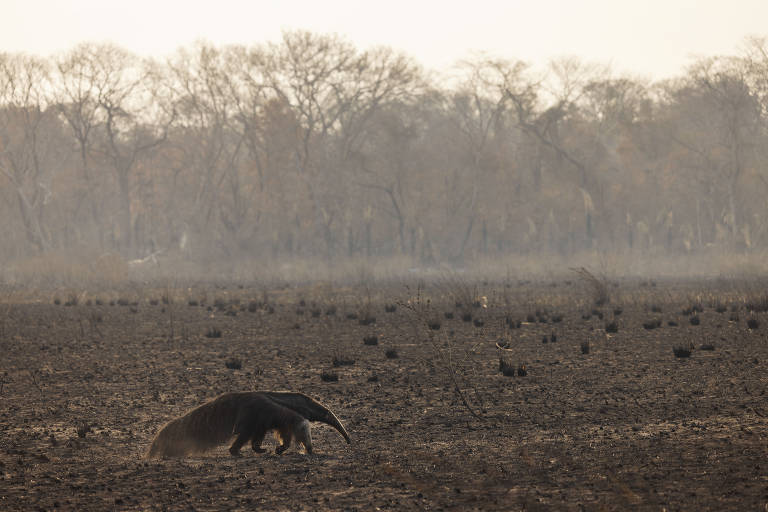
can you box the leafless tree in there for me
[0,54,65,252]
[84,45,172,253]
[665,57,761,247]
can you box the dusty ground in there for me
[0,277,766,511]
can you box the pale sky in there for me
[2,0,767,79]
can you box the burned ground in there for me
[0,278,766,510]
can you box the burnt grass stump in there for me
[499,358,516,377]
[320,370,339,382]
[205,327,222,338]
[332,355,355,367]
[643,319,662,330]
[225,358,242,370]
[359,314,376,326]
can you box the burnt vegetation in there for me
[320,370,339,383]
[205,327,222,338]
[1,278,767,510]
[673,345,694,358]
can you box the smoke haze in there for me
[2,31,768,285]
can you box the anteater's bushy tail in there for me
[146,394,241,458]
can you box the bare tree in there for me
[666,57,761,247]
[52,44,108,245]
[0,54,65,252]
[263,31,422,257]
[165,43,250,256]
[445,60,512,259]
[86,45,172,253]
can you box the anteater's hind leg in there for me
[229,432,250,456]
[232,406,264,456]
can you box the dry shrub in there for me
[571,267,610,306]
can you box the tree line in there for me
[2,31,768,268]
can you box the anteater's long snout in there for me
[326,412,351,444]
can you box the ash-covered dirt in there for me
[0,278,766,510]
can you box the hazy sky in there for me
[3,0,767,79]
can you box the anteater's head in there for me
[324,410,351,444]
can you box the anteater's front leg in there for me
[251,428,267,453]
[275,428,293,454]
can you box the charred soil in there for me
[0,278,766,510]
